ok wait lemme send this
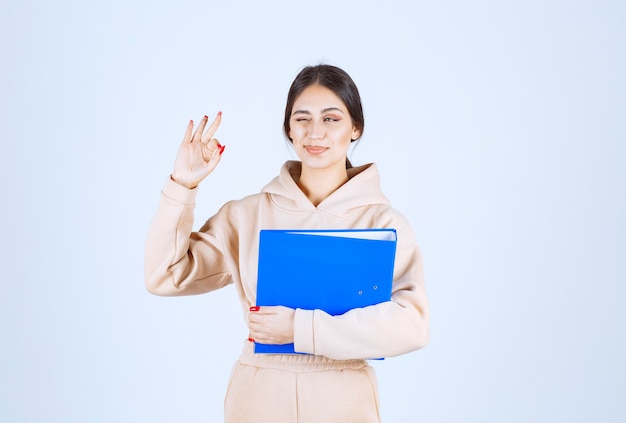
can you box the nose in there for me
[309,119,325,140]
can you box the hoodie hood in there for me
[261,161,391,218]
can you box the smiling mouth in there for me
[304,146,328,155]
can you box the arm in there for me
[144,114,232,296]
[144,178,233,296]
[292,218,430,360]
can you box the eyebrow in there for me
[292,107,345,116]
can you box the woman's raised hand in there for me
[171,113,225,189]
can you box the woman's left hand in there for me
[248,306,295,345]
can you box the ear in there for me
[351,126,361,141]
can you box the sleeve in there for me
[292,215,430,360]
[144,177,234,296]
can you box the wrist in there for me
[170,174,197,190]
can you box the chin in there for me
[300,157,347,171]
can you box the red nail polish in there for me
[204,115,208,119]
[219,145,226,155]
[250,306,259,312]
[248,337,255,343]
[218,111,222,117]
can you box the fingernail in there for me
[219,145,226,155]
[204,115,208,119]
[218,111,222,117]
[249,306,260,312]
[248,337,255,343]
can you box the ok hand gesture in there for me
[171,113,225,189]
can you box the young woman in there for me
[145,64,430,423]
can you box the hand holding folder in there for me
[255,229,397,354]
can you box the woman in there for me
[145,64,429,422]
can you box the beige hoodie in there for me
[145,161,429,360]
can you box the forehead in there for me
[292,84,347,111]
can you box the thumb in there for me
[204,139,226,172]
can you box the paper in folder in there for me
[254,228,397,354]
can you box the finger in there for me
[201,111,222,144]
[248,329,263,342]
[207,138,221,152]
[248,324,267,340]
[202,138,224,164]
[182,119,194,143]
[252,306,282,315]
[192,115,209,143]
[201,138,218,161]
[248,312,263,324]
[248,326,272,342]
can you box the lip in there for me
[304,146,328,155]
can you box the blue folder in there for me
[254,229,397,354]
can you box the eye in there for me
[324,117,339,122]
[295,118,310,122]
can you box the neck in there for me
[297,162,349,207]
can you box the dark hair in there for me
[283,64,365,144]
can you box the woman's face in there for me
[289,84,360,172]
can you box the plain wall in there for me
[1,0,624,421]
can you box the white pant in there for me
[224,341,381,423]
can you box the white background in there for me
[1,0,624,422]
